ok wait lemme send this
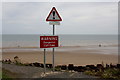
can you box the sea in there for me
[1,34,118,55]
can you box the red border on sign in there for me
[40,36,59,48]
[46,7,62,21]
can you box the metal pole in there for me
[53,25,55,72]
[44,49,46,74]
[53,25,55,35]
[53,48,55,72]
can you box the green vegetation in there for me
[2,68,19,79]
[2,72,9,78]
[15,62,25,66]
[0,72,2,79]
[2,71,13,80]
[102,68,120,78]
[84,68,120,79]
[55,66,61,71]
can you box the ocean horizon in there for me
[1,34,118,55]
[2,34,118,47]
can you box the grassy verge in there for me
[2,72,10,78]
[84,68,120,79]
[2,72,13,80]
[2,68,20,79]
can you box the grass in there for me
[0,72,2,79]
[55,66,61,71]
[2,68,20,79]
[101,68,120,78]
[84,68,120,79]
[2,72,13,80]
[2,72,10,78]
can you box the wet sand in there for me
[2,48,118,66]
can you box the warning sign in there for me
[40,36,59,48]
[46,7,62,21]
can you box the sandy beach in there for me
[2,46,118,66]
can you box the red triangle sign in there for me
[46,7,62,21]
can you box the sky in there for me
[2,1,118,34]
[0,1,2,34]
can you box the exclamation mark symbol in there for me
[53,11,55,19]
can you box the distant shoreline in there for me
[1,44,118,49]
[1,44,118,56]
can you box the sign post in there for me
[40,36,58,74]
[46,7,62,72]
[53,25,55,72]
[44,48,46,74]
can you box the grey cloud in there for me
[2,2,118,34]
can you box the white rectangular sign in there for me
[49,21,60,25]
